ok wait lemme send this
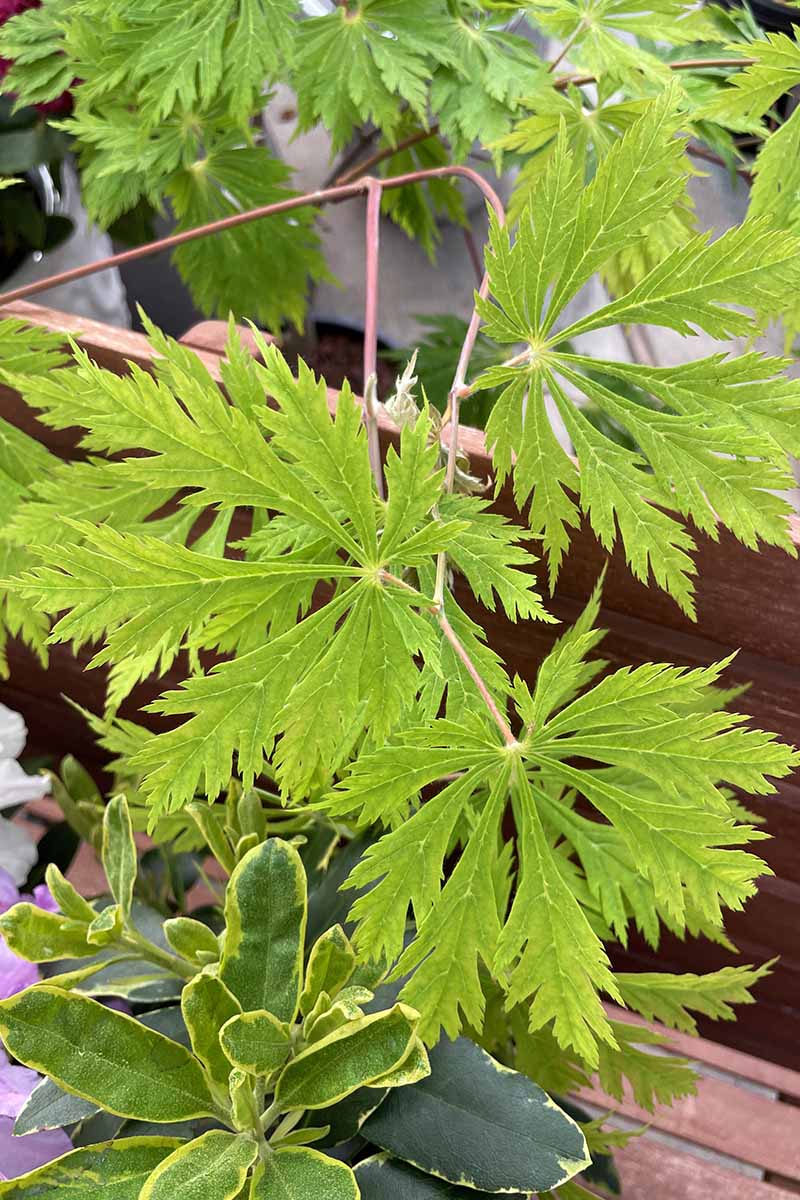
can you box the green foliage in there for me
[3,268,794,1111]
[475,94,800,609]
[253,1148,360,1200]
[165,146,330,333]
[0,2,74,108]
[0,320,68,674]
[9,326,546,814]
[362,1036,590,1193]
[699,31,800,129]
[527,0,720,85]
[0,1138,183,1200]
[2,14,799,1181]
[0,806,587,1198]
[328,588,792,1060]
[0,0,764,332]
[293,1,455,152]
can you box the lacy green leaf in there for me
[616,961,774,1032]
[699,31,800,129]
[166,143,329,332]
[475,94,800,609]
[293,0,456,150]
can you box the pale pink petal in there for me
[0,760,50,812]
[0,706,26,761]
[0,819,37,887]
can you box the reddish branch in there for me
[362,176,384,497]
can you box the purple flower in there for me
[0,868,58,1001]
[30,884,58,915]
[0,1048,71,1181]
[0,937,38,1002]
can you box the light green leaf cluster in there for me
[0,319,70,674]
[0,0,73,107]
[428,12,546,157]
[292,2,544,157]
[699,29,800,130]
[702,30,800,340]
[2,268,793,1101]
[7,322,548,814]
[0,0,324,328]
[474,92,800,611]
[326,585,794,1065]
[527,0,721,85]
[498,89,698,295]
[293,0,457,152]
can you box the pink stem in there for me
[438,612,517,747]
[363,177,384,498]
[0,166,504,308]
[462,227,484,287]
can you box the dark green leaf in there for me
[356,1154,488,1198]
[362,1037,590,1193]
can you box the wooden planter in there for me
[2,298,799,1084]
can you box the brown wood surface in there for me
[608,1139,800,1200]
[579,1071,800,1178]
[2,301,800,1071]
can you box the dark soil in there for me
[285,324,396,400]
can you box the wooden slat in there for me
[609,1138,800,1200]
[578,1072,800,1177]
[0,299,227,376]
[179,319,274,358]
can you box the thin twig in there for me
[439,612,517,747]
[363,177,385,497]
[687,140,753,183]
[323,126,379,189]
[0,165,504,307]
[380,566,517,745]
[554,54,755,91]
[548,21,586,74]
[432,192,504,609]
[336,124,441,186]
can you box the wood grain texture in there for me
[579,1071,800,1177]
[2,303,799,1070]
[608,1139,800,1200]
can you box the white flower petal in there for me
[0,759,50,812]
[0,818,37,886]
[0,705,26,760]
